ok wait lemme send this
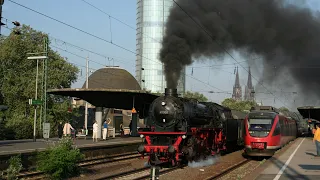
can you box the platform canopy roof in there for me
[297,106,320,121]
[47,88,159,118]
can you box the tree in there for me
[0,25,79,139]
[278,107,289,113]
[221,98,257,112]
[183,91,208,102]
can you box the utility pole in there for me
[39,37,46,131]
[33,59,39,142]
[84,55,89,129]
[39,58,44,130]
[43,36,48,124]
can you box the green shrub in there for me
[36,138,84,179]
[4,155,23,180]
[5,113,33,139]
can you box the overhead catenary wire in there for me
[7,0,146,63]
[1,29,279,103]
[4,16,233,75]
[80,0,163,44]
[1,21,289,105]
[2,5,229,94]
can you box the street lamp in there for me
[28,55,48,142]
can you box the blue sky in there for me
[1,0,320,110]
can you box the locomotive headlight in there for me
[168,145,175,153]
[140,134,144,138]
[161,101,166,106]
[182,135,186,139]
[137,145,145,153]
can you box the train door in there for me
[113,116,123,134]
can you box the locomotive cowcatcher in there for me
[137,88,244,166]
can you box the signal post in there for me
[131,107,138,137]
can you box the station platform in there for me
[0,136,141,156]
[257,138,320,180]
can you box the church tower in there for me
[244,66,255,101]
[232,67,242,101]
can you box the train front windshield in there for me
[247,112,275,137]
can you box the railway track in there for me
[99,158,251,180]
[205,159,252,180]
[95,165,187,180]
[14,151,141,180]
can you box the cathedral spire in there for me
[232,66,242,101]
[235,66,240,87]
[244,66,255,101]
[247,66,253,89]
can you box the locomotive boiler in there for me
[148,88,225,132]
[138,88,243,166]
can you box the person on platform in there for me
[313,124,320,157]
[129,119,132,136]
[120,123,124,137]
[102,118,111,140]
[312,126,317,135]
[93,121,98,142]
[63,121,74,137]
[57,121,63,139]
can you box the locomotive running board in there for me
[139,132,187,135]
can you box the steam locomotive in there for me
[137,88,246,166]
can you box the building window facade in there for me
[136,0,186,94]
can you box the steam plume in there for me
[160,0,320,99]
[188,156,219,168]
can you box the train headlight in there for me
[140,134,144,138]
[182,135,186,139]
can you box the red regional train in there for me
[244,106,297,156]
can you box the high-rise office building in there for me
[136,0,185,94]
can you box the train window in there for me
[247,118,273,137]
[272,121,281,136]
[279,118,284,135]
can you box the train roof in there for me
[249,106,302,121]
[201,102,232,111]
[231,110,248,119]
[250,106,279,113]
[297,106,320,121]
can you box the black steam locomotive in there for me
[138,88,245,166]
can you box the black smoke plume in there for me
[160,0,320,98]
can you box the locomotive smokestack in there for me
[165,88,178,97]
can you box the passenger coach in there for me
[244,106,297,156]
